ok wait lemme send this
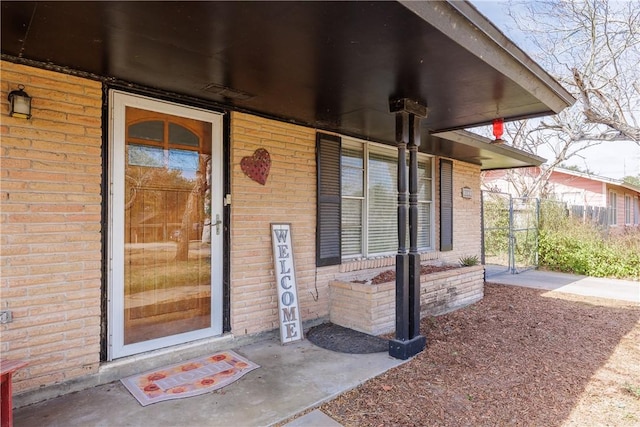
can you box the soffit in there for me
[1,1,573,166]
[431,130,546,170]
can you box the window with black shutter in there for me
[317,132,436,265]
[316,133,342,266]
[440,159,453,251]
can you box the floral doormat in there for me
[121,350,260,406]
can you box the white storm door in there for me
[108,91,224,360]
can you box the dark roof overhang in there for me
[432,130,546,170]
[1,1,573,168]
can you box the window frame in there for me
[340,141,366,257]
[340,136,434,260]
[608,191,618,225]
[624,195,632,225]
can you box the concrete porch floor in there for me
[13,337,405,427]
[16,267,634,426]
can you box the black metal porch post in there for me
[393,109,410,343]
[389,98,427,360]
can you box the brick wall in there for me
[0,61,485,396]
[439,159,482,264]
[0,61,103,393]
[330,265,484,335]
[230,112,330,336]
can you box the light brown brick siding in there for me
[230,112,330,336]
[437,159,482,264]
[1,61,484,397]
[1,61,103,393]
[220,117,485,337]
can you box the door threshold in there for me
[101,333,236,380]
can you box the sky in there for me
[470,0,640,180]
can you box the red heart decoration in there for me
[240,148,271,185]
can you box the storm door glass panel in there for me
[124,107,213,345]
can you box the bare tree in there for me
[511,0,640,144]
[482,0,640,197]
[175,155,210,261]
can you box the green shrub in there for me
[483,196,511,262]
[459,255,479,266]
[483,198,639,279]
[538,202,640,280]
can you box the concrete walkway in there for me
[13,267,637,427]
[485,265,639,304]
[13,337,403,427]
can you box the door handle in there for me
[213,214,223,235]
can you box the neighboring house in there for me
[0,1,573,405]
[483,167,640,227]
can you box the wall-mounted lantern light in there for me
[8,85,32,119]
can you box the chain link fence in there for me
[482,191,539,274]
[483,193,612,275]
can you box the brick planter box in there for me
[329,265,484,335]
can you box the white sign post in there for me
[271,223,303,344]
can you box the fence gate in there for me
[482,191,540,274]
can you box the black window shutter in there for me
[316,133,342,266]
[440,159,453,251]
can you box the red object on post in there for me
[1,360,27,427]
[492,118,504,140]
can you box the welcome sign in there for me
[271,223,303,344]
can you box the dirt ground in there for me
[319,283,640,426]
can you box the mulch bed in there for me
[316,283,640,426]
